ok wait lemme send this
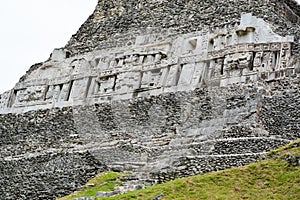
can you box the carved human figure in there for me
[279,49,287,69]
[253,52,263,71]
[262,52,276,72]
[209,59,224,78]
[126,72,140,89]
[30,86,45,101]
[253,52,276,72]
[278,43,291,69]
[224,54,235,72]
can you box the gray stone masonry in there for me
[0,0,300,199]
[1,13,299,113]
[66,0,300,56]
[1,80,300,199]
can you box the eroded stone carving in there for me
[0,91,11,109]
[95,75,117,94]
[13,86,47,106]
[208,58,224,79]
[224,52,253,76]
[0,13,298,113]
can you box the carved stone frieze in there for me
[0,13,298,113]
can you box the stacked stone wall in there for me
[0,108,77,157]
[0,108,106,199]
[152,154,262,183]
[1,1,300,199]
[261,79,300,140]
[282,0,300,19]
[1,79,299,198]
[65,0,300,55]
[0,152,105,200]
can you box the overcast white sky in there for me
[0,0,97,93]
[0,0,300,93]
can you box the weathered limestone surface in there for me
[1,152,104,200]
[0,0,300,199]
[1,83,299,199]
[65,0,300,55]
[0,13,298,113]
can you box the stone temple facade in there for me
[0,0,300,199]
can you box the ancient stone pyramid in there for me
[0,0,300,199]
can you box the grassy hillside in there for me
[58,172,125,200]
[58,139,300,200]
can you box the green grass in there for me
[57,172,124,200]
[58,139,300,200]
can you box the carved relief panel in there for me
[224,52,253,77]
[95,75,116,94]
[44,84,69,102]
[14,86,47,106]
[279,43,291,69]
[208,58,224,79]
[70,59,92,75]
[261,52,276,72]
[178,63,195,86]
[0,91,10,109]
[114,51,167,69]
[253,51,263,71]
[165,65,182,87]
[141,68,163,88]
[95,56,112,71]
[115,71,141,93]
[69,78,90,101]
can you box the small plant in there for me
[57,172,125,200]
[59,140,300,200]
[101,140,300,200]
